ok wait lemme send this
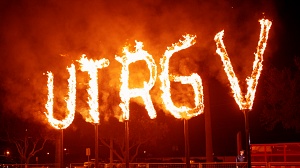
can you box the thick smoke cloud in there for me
[0,0,277,124]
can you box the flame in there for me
[160,34,204,119]
[214,19,272,110]
[78,54,110,124]
[44,64,76,129]
[115,41,157,120]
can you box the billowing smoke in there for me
[0,0,277,124]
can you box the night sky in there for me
[0,0,299,163]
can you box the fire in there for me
[115,41,157,120]
[78,54,110,124]
[44,64,76,129]
[160,34,204,119]
[43,18,272,128]
[214,19,272,110]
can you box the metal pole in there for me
[61,129,64,168]
[184,119,190,168]
[95,124,99,168]
[110,138,114,167]
[243,109,251,168]
[125,120,130,168]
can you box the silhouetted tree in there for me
[0,113,56,164]
[261,57,300,132]
[98,103,169,163]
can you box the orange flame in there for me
[44,64,76,129]
[214,19,272,110]
[160,34,204,119]
[78,54,110,124]
[115,41,157,120]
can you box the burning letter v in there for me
[214,19,272,110]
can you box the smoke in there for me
[0,0,277,124]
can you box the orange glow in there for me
[115,41,157,120]
[214,19,272,110]
[44,64,76,129]
[78,54,110,124]
[160,34,204,119]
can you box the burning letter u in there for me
[44,64,76,129]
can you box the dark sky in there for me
[0,0,299,161]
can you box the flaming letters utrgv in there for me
[44,19,272,129]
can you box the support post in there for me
[61,129,64,168]
[95,124,99,168]
[204,79,213,162]
[110,138,113,167]
[243,109,251,168]
[125,120,130,168]
[184,119,190,168]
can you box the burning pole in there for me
[78,55,110,168]
[214,19,272,168]
[159,34,204,168]
[44,64,76,168]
